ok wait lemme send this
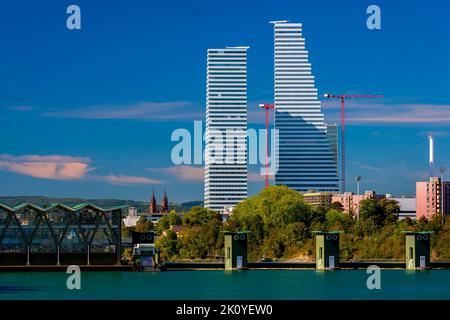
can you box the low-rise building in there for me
[387,196,416,219]
[416,177,450,219]
[123,207,139,227]
[303,192,332,209]
[162,225,201,238]
[331,190,386,216]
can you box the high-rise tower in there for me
[204,47,249,212]
[271,21,338,192]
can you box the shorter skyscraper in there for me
[204,46,249,212]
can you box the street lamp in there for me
[355,176,362,219]
[356,176,362,196]
[440,167,446,224]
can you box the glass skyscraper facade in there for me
[204,47,249,212]
[272,21,339,192]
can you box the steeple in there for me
[161,189,169,213]
[149,189,158,214]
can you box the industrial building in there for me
[387,196,416,219]
[0,203,124,265]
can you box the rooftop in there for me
[0,202,128,212]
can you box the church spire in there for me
[149,188,158,213]
[161,188,169,213]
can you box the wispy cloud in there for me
[353,161,384,172]
[418,130,450,138]
[151,166,204,182]
[0,154,92,180]
[323,102,450,125]
[41,101,203,121]
[102,174,161,185]
[370,131,399,138]
[6,106,36,112]
[249,100,450,125]
[0,154,160,185]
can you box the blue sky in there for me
[1,0,449,202]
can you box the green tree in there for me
[379,199,400,224]
[157,211,182,232]
[227,185,315,259]
[330,201,344,212]
[182,206,221,226]
[156,229,179,259]
[359,198,399,228]
[121,221,133,238]
[135,216,154,232]
[326,209,354,232]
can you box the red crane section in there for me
[259,103,275,188]
[323,94,383,192]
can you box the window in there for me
[319,247,323,259]
[227,247,230,259]
[409,247,414,260]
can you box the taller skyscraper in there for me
[204,47,249,212]
[271,21,339,192]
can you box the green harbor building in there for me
[314,231,342,270]
[223,231,250,270]
[403,231,433,270]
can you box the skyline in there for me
[1,0,450,202]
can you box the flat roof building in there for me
[387,196,416,219]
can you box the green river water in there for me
[1,270,450,300]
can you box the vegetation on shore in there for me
[125,186,450,261]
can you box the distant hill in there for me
[0,196,203,213]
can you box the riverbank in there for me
[4,261,450,272]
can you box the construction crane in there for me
[259,103,275,188]
[323,93,383,192]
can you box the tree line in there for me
[122,186,450,261]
